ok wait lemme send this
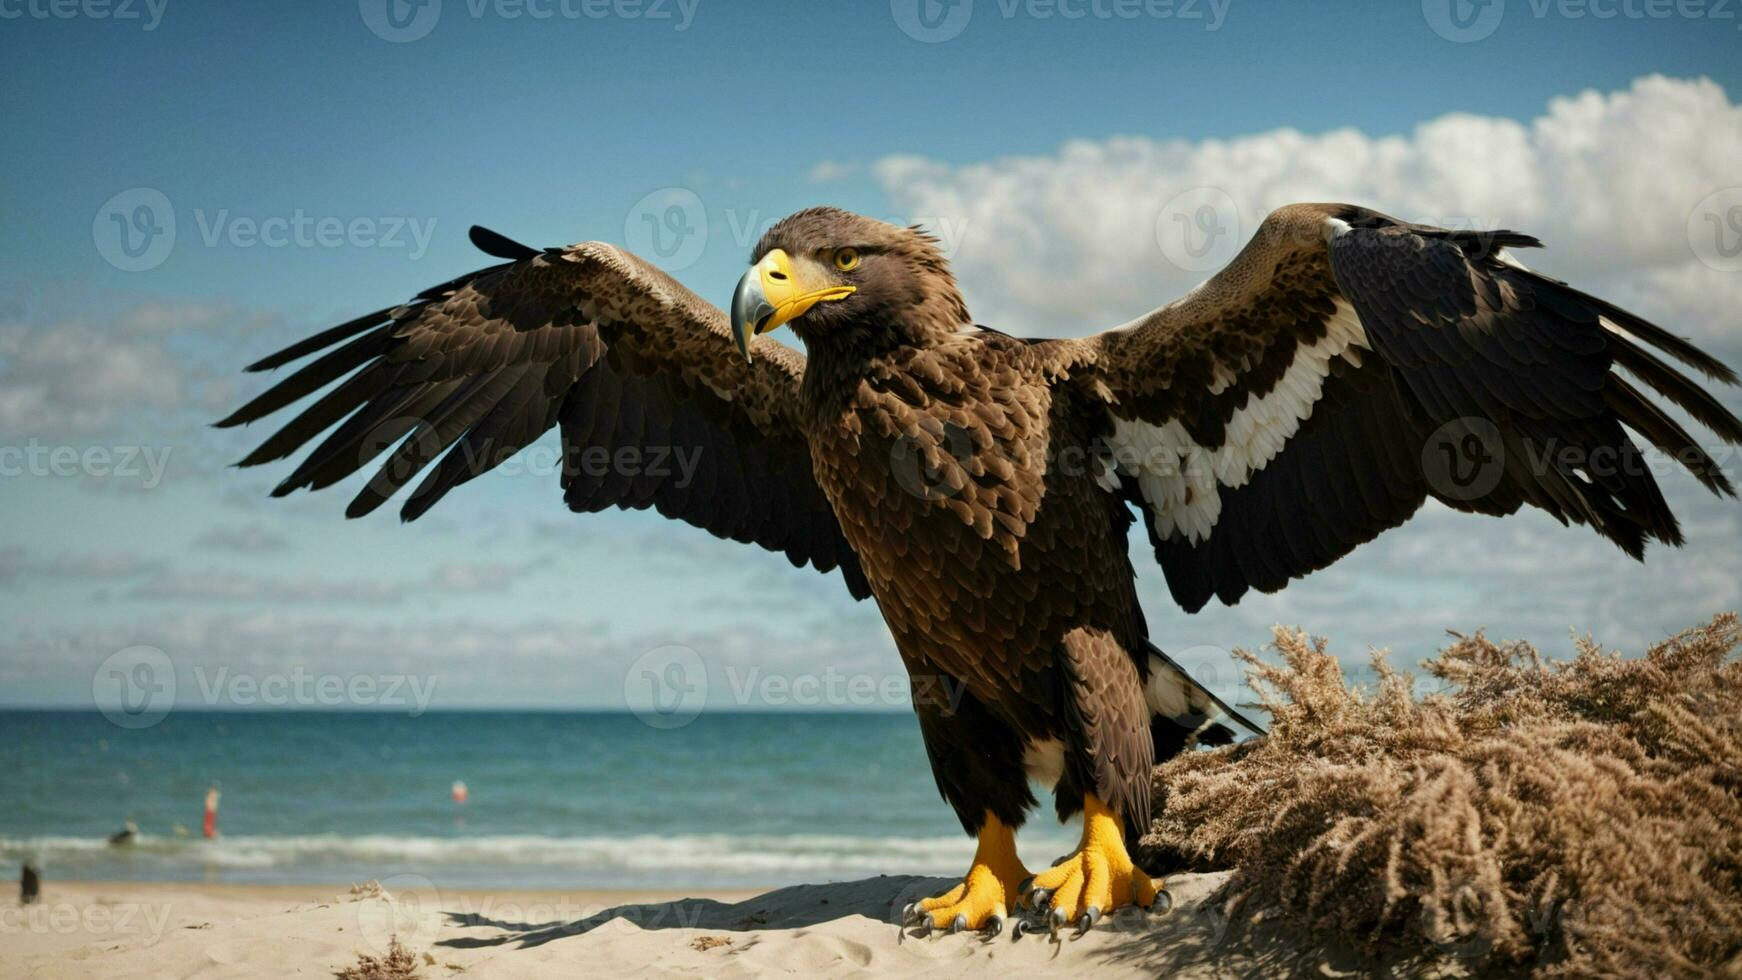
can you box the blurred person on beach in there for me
[19,861,39,905]
[204,785,221,839]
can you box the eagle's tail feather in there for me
[1143,641,1265,751]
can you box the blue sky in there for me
[2,0,1740,711]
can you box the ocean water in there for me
[0,711,1081,889]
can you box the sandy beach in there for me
[0,870,1446,979]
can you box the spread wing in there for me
[1074,203,1742,612]
[218,225,871,599]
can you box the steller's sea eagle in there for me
[220,203,1742,937]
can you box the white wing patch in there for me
[1105,300,1370,544]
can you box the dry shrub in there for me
[1145,614,1742,978]
[335,936,423,980]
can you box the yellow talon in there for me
[1024,794,1162,929]
[908,812,1030,933]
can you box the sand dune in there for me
[2,871,1457,979]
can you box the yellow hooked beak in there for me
[729,249,855,362]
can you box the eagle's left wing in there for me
[1072,203,1742,612]
[218,226,871,599]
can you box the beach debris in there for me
[1146,613,1742,977]
[690,935,732,952]
[347,880,388,901]
[334,935,422,980]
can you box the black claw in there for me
[1017,875,1035,895]
[1012,918,1029,940]
[1151,889,1174,915]
[1077,906,1100,934]
[947,913,966,935]
[985,914,1004,938]
[1048,906,1067,937]
[1027,887,1051,910]
[901,902,924,927]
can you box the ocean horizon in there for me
[0,710,1082,890]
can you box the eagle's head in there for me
[731,207,969,362]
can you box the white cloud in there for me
[808,159,861,183]
[0,545,163,587]
[0,301,257,438]
[0,323,183,435]
[874,75,1742,341]
[191,525,292,553]
[123,559,534,605]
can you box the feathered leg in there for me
[905,678,1037,934]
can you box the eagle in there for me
[220,203,1742,937]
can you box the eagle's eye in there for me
[832,248,861,272]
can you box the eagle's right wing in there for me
[1071,203,1741,613]
[218,226,871,599]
